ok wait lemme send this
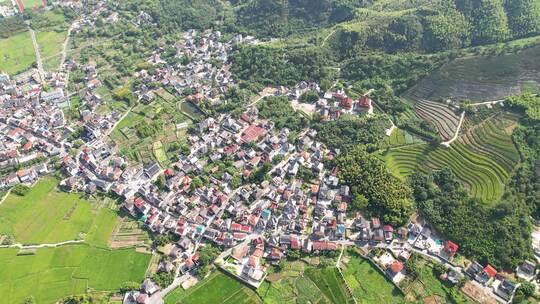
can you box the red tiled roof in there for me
[444,241,459,255]
[390,261,404,274]
[484,265,497,278]
[359,95,372,108]
[241,125,266,143]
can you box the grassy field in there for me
[0,244,150,304]
[0,31,36,75]
[0,177,119,245]
[256,260,353,304]
[382,128,425,148]
[342,254,405,304]
[260,261,328,304]
[305,267,355,304]
[404,45,540,102]
[36,30,67,71]
[22,0,43,8]
[165,271,261,304]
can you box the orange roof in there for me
[390,261,404,274]
[484,265,497,278]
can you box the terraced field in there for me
[404,45,540,102]
[458,113,520,173]
[414,100,460,141]
[383,113,519,203]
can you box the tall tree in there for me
[423,2,472,52]
[472,0,510,44]
[504,0,540,38]
[336,147,414,225]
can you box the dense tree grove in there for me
[0,16,26,38]
[337,147,414,226]
[471,0,509,44]
[422,2,472,52]
[313,115,389,152]
[410,168,533,269]
[506,94,540,121]
[322,0,540,53]
[257,96,309,132]
[509,119,540,218]
[504,0,540,38]
[231,45,330,86]
[232,0,360,37]
[341,53,444,93]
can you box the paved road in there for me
[148,273,191,304]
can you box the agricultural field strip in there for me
[414,101,460,138]
[384,142,506,201]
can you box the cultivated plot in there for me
[0,31,36,76]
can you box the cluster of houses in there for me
[316,89,373,120]
[1,1,537,300]
[0,72,68,188]
[133,30,236,108]
[0,2,17,17]
[273,81,374,120]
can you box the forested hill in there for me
[225,0,540,54]
[227,0,361,37]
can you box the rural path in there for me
[27,24,45,81]
[469,99,505,106]
[385,119,396,136]
[441,111,465,147]
[59,19,78,71]
[321,29,336,47]
[0,189,11,206]
[0,239,84,249]
[148,273,191,304]
[246,88,276,108]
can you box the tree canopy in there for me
[336,147,414,225]
[410,168,533,269]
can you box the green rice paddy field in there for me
[0,177,151,303]
[0,31,36,75]
[0,177,118,245]
[342,255,405,304]
[0,244,151,304]
[165,271,261,304]
[22,0,43,8]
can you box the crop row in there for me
[414,101,460,140]
[384,142,507,202]
[458,116,519,172]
